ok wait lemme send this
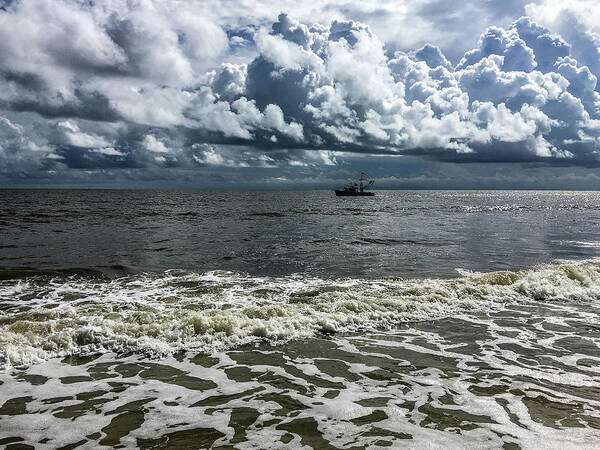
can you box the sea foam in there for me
[1,261,599,368]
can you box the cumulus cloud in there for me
[526,0,600,84]
[231,12,598,165]
[143,135,170,154]
[56,120,112,148]
[1,0,600,187]
[0,116,60,176]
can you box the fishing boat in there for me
[334,172,375,196]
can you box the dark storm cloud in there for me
[1,71,47,92]
[0,0,600,187]
[54,146,138,170]
[4,88,122,122]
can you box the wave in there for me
[1,261,599,368]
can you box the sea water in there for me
[0,190,599,448]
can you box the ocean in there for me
[1,189,599,448]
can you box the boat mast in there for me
[359,172,366,193]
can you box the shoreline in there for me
[1,306,599,448]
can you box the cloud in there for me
[413,44,452,69]
[1,1,600,187]
[234,13,598,165]
[211,63,247,101]
[143,134,170,153]
[56,120,112,148]
[0,116,60,176]
[526,0,600,86]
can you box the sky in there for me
[0,0,600,189]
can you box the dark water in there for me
[1,190,600,448]
[2,189,600,277]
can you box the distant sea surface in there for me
[3,189,600,277]
[1,190,599,448]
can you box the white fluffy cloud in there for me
[1,0,600,185]
[233,13,598,164]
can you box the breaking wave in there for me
[1,261,600,368]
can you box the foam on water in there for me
[1,260,600,368]
[1,307,599,449]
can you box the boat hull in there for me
[334,190,375,196]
